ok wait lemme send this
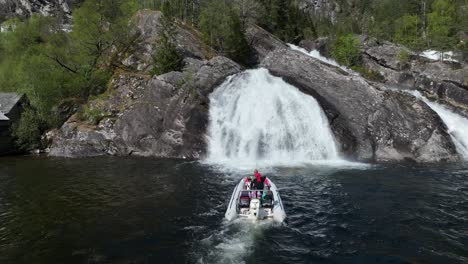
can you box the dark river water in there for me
[0,156,467,264]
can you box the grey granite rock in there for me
[49,56,241,158]
[261,48,459,162]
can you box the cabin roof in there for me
[0,112,9,121]
[0,92,22,120]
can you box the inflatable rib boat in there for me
[225,177,286,222]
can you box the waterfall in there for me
[205,68,340,166]
[287,44,356,75]
[287,43,468,161]
[287,44,341,67]
[410,91,468,159]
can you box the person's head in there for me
[254,169,258,173]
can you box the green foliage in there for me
[151,16,183,76]
[138,0,200,25]
[351,66,385,82]
[313,0,464,54]
[137,0,468,62]
[198,0,250,64]
[394,15,421,49]
[428,0,457,51]
[331,34,361,67]
[0,15,76,127]
[0,0,139,150]
[457,39,468,62]
[11,107,44,151]
[256,0,317,43]
[397,49,411,63]
[69,0,138,92]
[76,105,105,125]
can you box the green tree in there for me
[198,0,250,64]
[427,0,456,52]
[151,15,183,75]
[11,106,44,151]
[331,34,361,67]
[255,0,316,42]
[69,0,138,96]
[395,15,421,49]
[0,0,140,150]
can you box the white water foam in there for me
[409,91,468,159]
[205,68,341,168]
[420,50,458,62]
[287,44,356,75]
[195,219,275,264]
[287,44,340,67]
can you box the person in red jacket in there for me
[254,169,262,182]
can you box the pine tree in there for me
[199,0,250,64]
[331,34,361,67]
[428,0,456,53]
[395,15,421,49]
[151,15,183,75]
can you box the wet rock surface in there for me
[262,48,459,162]
[360,37,468,115]
[245,23,288,64]
[49,57,241,158]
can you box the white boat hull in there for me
[225,177,286,223]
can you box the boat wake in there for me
[193,219,277,264]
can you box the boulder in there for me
[49,56,242,158]
[245,23,288,64]
[298,37,329,56]
[261,48,459,162]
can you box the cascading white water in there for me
[287,44,341,67]
[410,91,468,159]
[287,43,468,161]
[287,44,357,75]
[206,68,340,166]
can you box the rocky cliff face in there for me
[244,23,288,64]
[122,10,217,73]
[359,37,468,117]
[48,10,241,158]
[47,9,463,163]
[49,56,241,158]
[261,48,459,162]
[0,0,81,23]
[298,0,341,23]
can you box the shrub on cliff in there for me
[151,15,183,76]
[198,0,250,64]
[331,34,361,67]
[11,107,44,151]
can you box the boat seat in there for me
[262,191,274,208]
[262,199,273,208]
[239,196,250,208]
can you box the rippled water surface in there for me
[0,157,467,263]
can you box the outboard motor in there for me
[249,199,261,220]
